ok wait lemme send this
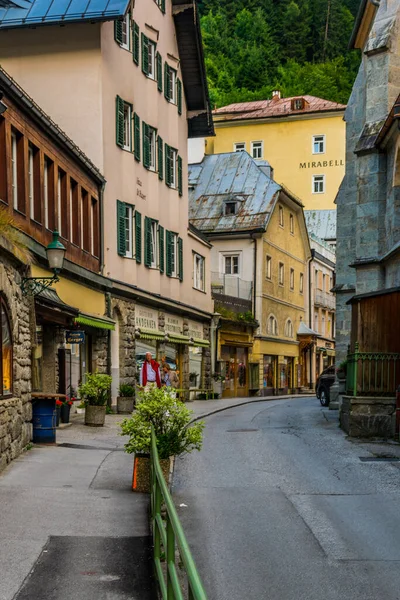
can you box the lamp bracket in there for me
[21,273,59,297]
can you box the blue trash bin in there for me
[32,396,56,443]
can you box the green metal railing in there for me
[346,342,400,397]
[150,426,208,600]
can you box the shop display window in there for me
[1,299,12,397]
[263,355,275,388]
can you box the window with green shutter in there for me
[156,52,162,92]
[177,78,182,115]
[164,63,170,101]
[135,211,142,263]
[144,216,152,268]
[158,225,164,273]
[166,230,173,277]
[114,20,123,44]
[142,122,150,169]
[161,0,165,13]
[116,200,126,256]
[178,237,183,281]
[134,113,141,161]
[164,144,171,186]
[141,33,149,75]
[177,155,183,196]
[116,96,125,148]
[132,21,140,64]
[157,136,163,180]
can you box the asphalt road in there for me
[173,397,400,600]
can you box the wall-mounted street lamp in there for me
[21,231,66,297]
[0,91,7,115]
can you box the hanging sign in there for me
[66,330,85,344]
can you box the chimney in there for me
[257,160,274,180]
[271,90,281,101]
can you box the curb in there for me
[190,393,314,423]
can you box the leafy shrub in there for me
[118,384,135,397]
[78,372,112,406]
[120,387,204,459]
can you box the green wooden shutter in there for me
[141,33,149,75]
[135,211,142,263]
[166,230,172,277]
[144,216,152,267]
[157,136,163,180]
[114,19,123,44]
[116,200,126,256]
[134,113,141,161]
[116,96,125,148]
[132,21,139,64]
[156,52,162,92]
[177,78,182,115]
[164,63,170,100]
[177,155,183,196]
[158,225,165,273]
[142,122,150,169]
[165,144,170,186]
[161,0,165,13]
[178,237,183,281]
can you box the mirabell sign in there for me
[299,159,344,169]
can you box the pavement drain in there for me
[359,455,400,462]
[57,443,124,451]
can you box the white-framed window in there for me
[285,319,294,338]
[279,262,284,286]
[151,220,158,269]
[124,204,135,258]
[290,213,294,234]
[11,131,17,210]
[251,141,263,159]
[121,12,130,50]
[168,67,177,104]
[224,202,237,216]
[44,158,49,229]
[290,268,294,290]
[148,40,156,80]
[300,272,304,294]
[169,147,177,188]
[224,254,239,275]
[123,103,132,151]
[234,142,246,152]
[149,127,157,171]
[193,253,205,291]
[28,144,34,219]
[169,231,178,276]
[279,205,284,227]
[266,255,272,280]
[267,315,278,335]
[312,174,325,194]
[312,135,325,154]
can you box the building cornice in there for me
[213,110,345,129]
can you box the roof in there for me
[0,0,129,30]
[297,321,319,336]
[188,152,283,235]
[375,94,400,147]
[304,209,336,241]
[349,0,380,50]
[0,67,105,183]
[213,95,346,123]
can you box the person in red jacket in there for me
[140,352,161,391]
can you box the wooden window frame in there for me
[81,187,90,253]
[0,117,7,204]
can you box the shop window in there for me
[0,298,12,397]
[189,346,203,389]
[263,355,275,388]
[267,315,278,335]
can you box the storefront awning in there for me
[138,328,165,341]
[168,334,191,344]
[193,338,210,348]
[74,313,115,331]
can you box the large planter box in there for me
[85,405,106,427]
[340,395,396,438]
[117,396,135,414]
[132,454,171,493]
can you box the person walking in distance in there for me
[140,352,161,391]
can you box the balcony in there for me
[211,272,253,314]
[315,290,336,311]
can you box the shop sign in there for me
[65,330,85,344]
[188,320,203,340]
[165,314,183,335]
[135,306,158,330]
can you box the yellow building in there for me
[206,93,346,211]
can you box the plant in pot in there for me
[120,387,204,493]
[55,399,62,427]
[78,372,112,427]
[117,383,135,414]
[336,360,347,380]
[60,397,73,424]
[76,401,85,415]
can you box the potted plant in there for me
[78,372,112,427]
[336,360,347,380]
[76,401,85,415]
[117,383,135,414]
[55,400,62,426]
[60,398,73,424]
[120,387,204,493]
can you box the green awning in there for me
[193,338,210,347]
[138,328,165,341]
[168,334,191,344]
[74,313,115,330]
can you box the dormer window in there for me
[292,98,305,111]
[224,202,237,216]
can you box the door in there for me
[221,345,249,398]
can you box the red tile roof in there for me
[213,95,346,121]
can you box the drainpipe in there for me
[99,182,106,275]
[250,234,257,318]
[309,252,314,390]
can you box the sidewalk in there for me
[0,414,156,600]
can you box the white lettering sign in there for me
[135,306,158,330]
[164,314,183,335]
[188,320,203,340]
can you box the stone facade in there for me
[340,396,396,439]
[0,245,32,473]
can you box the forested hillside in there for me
[199,0,361,106]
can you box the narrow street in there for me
[173,397,400,600]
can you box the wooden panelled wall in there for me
[0,95,101,273]
[350,291,400,353]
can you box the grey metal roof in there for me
[0,0,129,30]
[304,209,336,241]
[188,152,281,234]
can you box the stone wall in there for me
[0,255,32,473]
[111,298,136,387]
[91,330,109,374]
